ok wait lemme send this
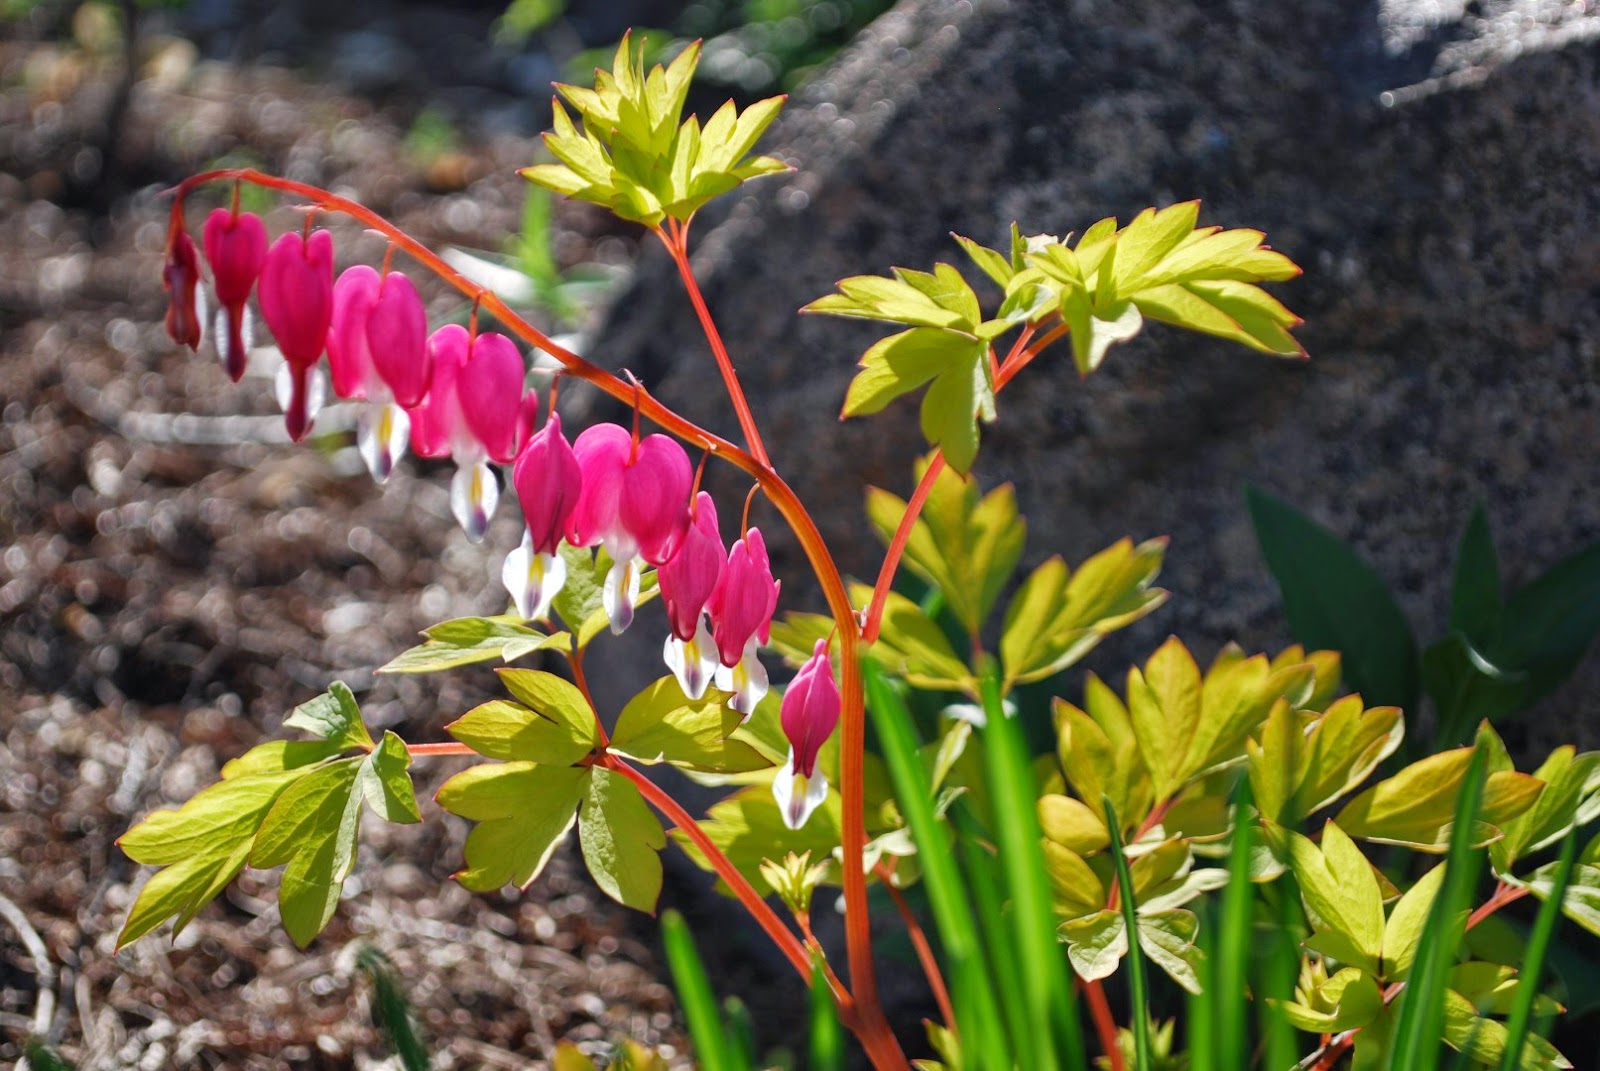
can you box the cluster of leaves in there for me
[675,460,1168,899]
[806,204,1303,472]
[521,33,788,227]
[1249,490,1600,748]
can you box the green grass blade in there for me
[1104,797,1154,1071]
[809,956,845,1071]
[979,666,1086,1071]
[1386,739,1489,1071]
[356,946,430,1071]
[1210,781,1256,1070]
[1260,879,1304,1070]
[1496,829,1577,1071]
[961,828,1035,1070]
[863,656,1011,1068]
[662,910,738,1071]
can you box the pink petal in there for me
[408,324,468,458]
[366,271,431,408]
[512,412,583,555]
[327,265,380,400]
[456,332,526,463]
[619,433,692,565]
[202,209,267,306]
[658,492,723,641]
[258,230,334,369]
[710,527,779,666]
[781,639,840,778]
[567,422,631,552]
[163,230,201,350]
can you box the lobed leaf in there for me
[609,677,771,773]
[578,767,666,912]
[436,763,588,892]
[379,616,570,674]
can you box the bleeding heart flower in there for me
[511,411,580,556]
[658,493,724,699]
[708,527,780,715]
[773,639,840,829]
[327,266,431,481]
[455,332,526,465]
[567,422,692,634]
[163,229,202,351]
[202,208,267,382]
[258,229,334,441]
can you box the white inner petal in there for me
[358,401,412,484]
[664,617,719,700]
[450,459,500,543]
[772,749,829,830]
[715,636,769,718]
[602,555,642,635]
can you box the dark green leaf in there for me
[1451,505,1502,644]
[1246,486,1420,713]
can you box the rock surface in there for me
[581,0,1600,750]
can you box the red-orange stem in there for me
[862,453,945,643]
[405,741,476,757]
[877,861,956,1032]
[1083,977,1126,1071]
[661,219,771,467]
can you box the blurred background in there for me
[2,0,1598,1067]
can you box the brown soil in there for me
[0,34,693,1071]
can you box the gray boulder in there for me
[576,0,1600,750]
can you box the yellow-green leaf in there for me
[610,677,771,773]
[436,763,588,892]
[1335,747,1546,851]
[579,767,666,912]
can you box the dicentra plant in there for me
[121,34,1595,1069]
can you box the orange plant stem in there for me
[404,741,476,757]
[661,218,772,467]
[1083,977,1126,1071]
[876,861,957,1032]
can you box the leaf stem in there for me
[1082,978,1127,1071]
[569,646,609,748]
[404,742,476,757]
[660,218,771,467]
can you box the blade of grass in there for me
[1104,797,1153,1071]
[662,909,739,1071]
[1211,782,1257,1070]
[1260,879,1305,1070]
[810,955,846,1071]
[1386,737,1489,1071]
[979,665,1086,1071]
[863,656,1012,1068]
[1496,829,1577,1071]
[960,828,1037,1070]
[356,946,430,1071]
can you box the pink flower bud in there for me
[709,527,779,667]
[512,411,581,555]
[259,229,334,442]
[365,271,430,408]
[567,424,693,566]
[162,230,202,351]
[327,265,381,399]
[456,332,526,463]
[202,209,268,381]
[408,324,468,458]
[658,493,724,642]
[781,640,840,780]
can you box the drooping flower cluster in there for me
[164,201,833,827]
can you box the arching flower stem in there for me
[169,170,901,1069]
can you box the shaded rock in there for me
[581,0,1600,750]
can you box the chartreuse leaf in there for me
[378,616,570,674]
[1278,967,1383,1032]
[1127,638,1311,800]
[1054,676,1156,837]
[609,677,770,773]
[1381,863,1447,982]
[841,328,981,418]
[578,767,666,912]
[119,681,398,947]
[118,764,315,947]
[1247,486,1420,713]
[284,681,372,750]
[1522,832,1600,939]
[1499,831,1577,1071]
[249,731,419,947]
[1490,748,1600,875]
[866,585,975,693]
[436,764,588,892]
[445,669,598,765]
[1289,821,1384,974]
[524,34,786,225]
[1335,746,1545,851]
[1248,693,1405,825]
[865,457,1026,639]
[1440,989,1572,1070]
[1000,538,1169,690]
